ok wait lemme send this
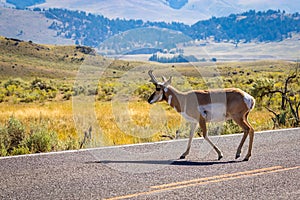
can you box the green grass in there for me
[0,37,299,156]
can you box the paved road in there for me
[0,128,299,200]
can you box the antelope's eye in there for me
[156,88,161,91]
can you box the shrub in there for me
[6,116,26,152]
[0,117,61,156]
[63,91,73,100]
[0,126,9,156]
[1,78,59,103]
[0,143,8,156]
[134,84,153,100]
[73,85,85,96]
[4,79,22,89]
[26,125,59,153]
[0,88,6,102]
[97,82,118,101]
[0,116,26,155]
[221,120,241,135]
[10,146,30,156]
[64,136,79,150]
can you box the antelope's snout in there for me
[148,92,156,104]
[148,93,153,104]
[148,91,163,104]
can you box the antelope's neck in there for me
[163,86,184,113]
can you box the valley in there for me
[0,2,299,156]
[0,37,299,156]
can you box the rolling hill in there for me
[43,8,300,50]
[0,36,94,80]
[0,2,299,57]
[4,0,300,24]
[0,7,72,45]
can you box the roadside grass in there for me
[0,59,296,155]
[0,100,272,154]
[0,102,77,149]
[0,37,298,156]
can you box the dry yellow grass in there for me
[0,102,76,141]
[0,99,273,149]
[0,38,297,154]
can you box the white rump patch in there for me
[243,91,255,110]
[198,103,227,122]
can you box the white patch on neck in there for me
[168,95,172,105]
[164,87,168,92]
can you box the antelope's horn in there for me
[148,70,158,84]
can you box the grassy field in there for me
[0,37,299,156]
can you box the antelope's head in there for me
[148,70,172,104]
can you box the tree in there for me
[265,64,300,127]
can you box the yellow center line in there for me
[104,165,299,200]
[151,165,283,189]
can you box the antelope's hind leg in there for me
[232,113,254,161]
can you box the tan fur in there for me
[148,70,255,161]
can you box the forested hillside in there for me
[44,8,300,47]
[191,10,300,42]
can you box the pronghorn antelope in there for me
[147,70,255,161]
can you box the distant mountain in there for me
[23,0,300,24]
[1,5,299,49]
[190,10,300,42]
[43,8,299,49]
[97,27,191,54]
[0,7,73,45]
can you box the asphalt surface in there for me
[0,128,299,200]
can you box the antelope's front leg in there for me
[180,123,197,159]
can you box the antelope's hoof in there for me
[243,157,249,161]
[179,155,186,159]
[235,154,240,159]
[218,155,223,160]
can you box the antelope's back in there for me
[193,88,255,111]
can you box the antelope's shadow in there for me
[87,159,242,166]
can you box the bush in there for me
[1,78,59,103]
[63,91,73,100]
[0,117,60,156]
[0,116,26,155]
[222,120,241,135]
[204,120,241,136]
[25,125,59,153]
[134,84,153,100]
[6,116,26,151]
[97,82,118,101]
[0,126,9,156]
[0,88,6,103]
[0,143,8,156]
[10,146,30,156]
